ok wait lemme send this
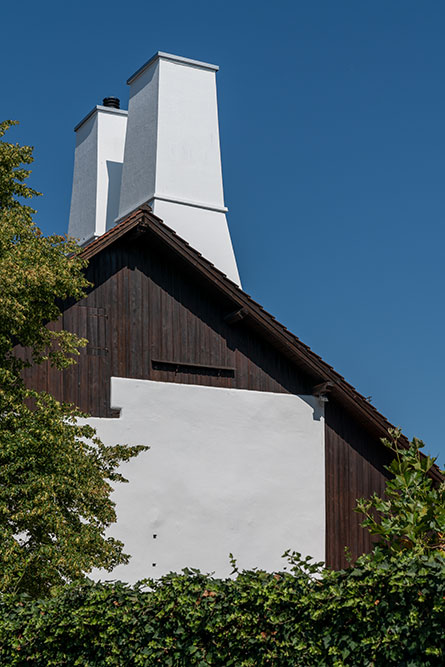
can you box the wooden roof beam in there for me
[224,307,248,325]
[313,381,335,401]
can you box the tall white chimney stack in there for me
[68,99,127,244]
[117,52,241,285]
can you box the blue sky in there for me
[2,1,445,466]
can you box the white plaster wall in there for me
[156,58,225,207]
[117,64,159,220]
[117,52,241,286]
[68,107,127,243]
[88,378,325,582]
[68,114,97,242]
[96,111,127,235]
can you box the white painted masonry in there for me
[68,106,127,244]
[117,53,241,285]
[89,378,325,582]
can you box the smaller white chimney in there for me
[68,99,127,244]
[117,52,241,285]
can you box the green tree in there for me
[355,428,444,555]
[0,120,147,597]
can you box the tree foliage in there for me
[0,120,87,369]
[0,120,147,597]
[356,428,444,554]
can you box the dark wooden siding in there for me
[21,234,313,416]
[325,398,391,569]
[19,232,393,568]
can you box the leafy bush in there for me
[0,431,444,665]
[0,551,443,666]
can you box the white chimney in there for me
[117,52,241,286]
[68,100,128,244]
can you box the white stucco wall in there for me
[68,112,98,243]
[117,52,241,285]
[68,106,127,244]
[88,378,325,582]
[155,57,225,208]
[117,63,159,220]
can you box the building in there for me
[22,52,442,581]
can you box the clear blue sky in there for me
[2,1,445,466]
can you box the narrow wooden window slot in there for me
[152,359,235,378]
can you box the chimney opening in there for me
[103,97,120,109]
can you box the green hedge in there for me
[0,551,443,666]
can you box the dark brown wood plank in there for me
[324,398,391,569]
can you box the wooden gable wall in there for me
[21,231,389,569]
[24,233,314,413]
[325,399,391,569]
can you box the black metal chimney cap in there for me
[102,97,120,109]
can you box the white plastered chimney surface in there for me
[68,52,241,286]
[68,104,128,244]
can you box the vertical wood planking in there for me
[325,399,391,569]
[20,236,317,409]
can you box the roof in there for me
[81,205,443,483]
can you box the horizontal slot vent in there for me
[152,359,235,378]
